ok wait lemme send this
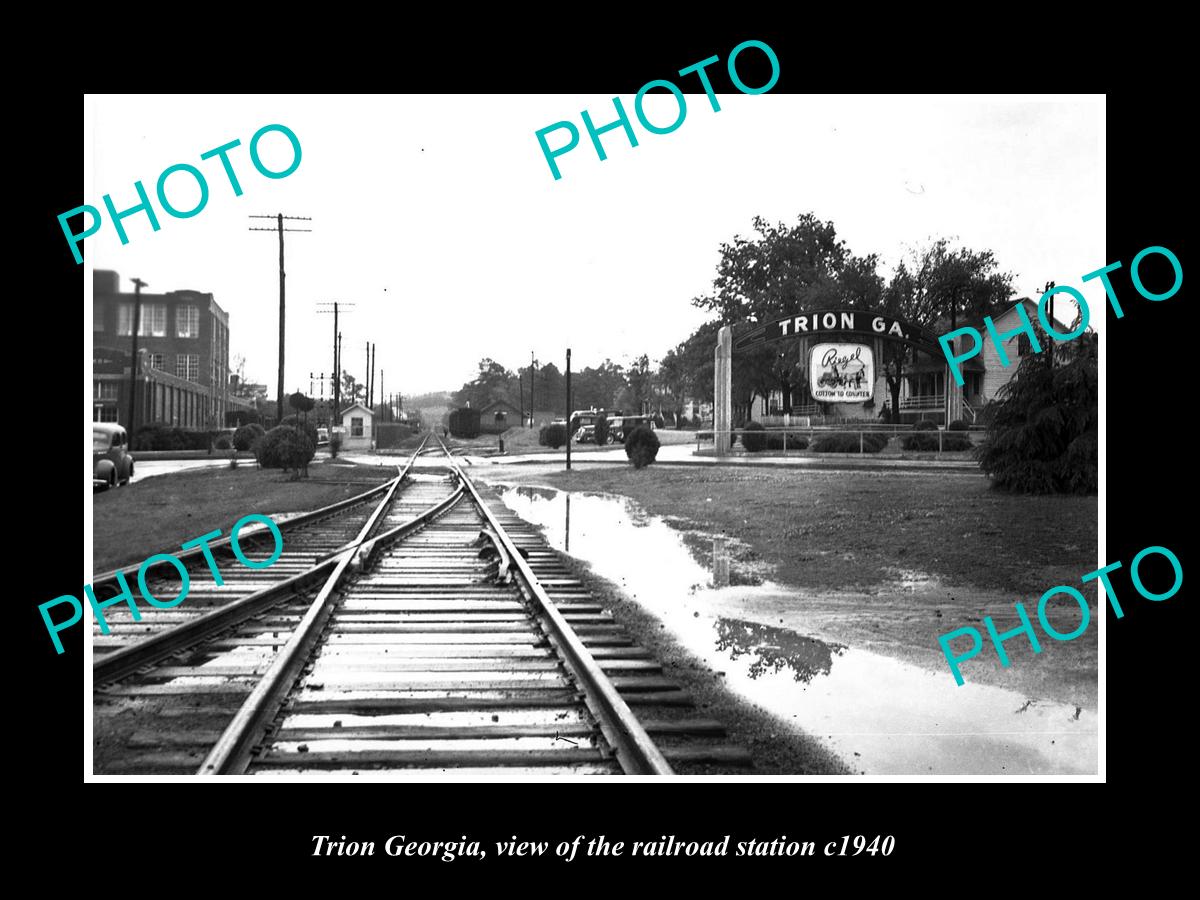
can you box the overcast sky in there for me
[84,94,1103,397]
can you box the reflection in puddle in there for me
[712,538,730,588]
[495,483,1097,776]
[715,617,846,683]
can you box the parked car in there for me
[93,422,134,489]
[316,426,330,444]
[570,409,616,443]
[609,414,653,442]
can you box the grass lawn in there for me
[495,465,1099,707]
[92,460,394,573]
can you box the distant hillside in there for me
[406,390,453,427]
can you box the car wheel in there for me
[109,471,117,489]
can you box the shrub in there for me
[652,413,665,428]
[280,415,318,449]
[594,416,610,445]
[625,425,660,468]
[233,423,266,451]
[741,421,767,452]
[902,431,973,452]
[691,415,703,428]
[948,419,969,431]
[914,419,937,431]
[543,423,567,449]
[132,423,184,451]
[765,433,809,451]
[329,433,343,458]
[538,425,548,447]
[255,425,316,478]
[214,435,232,450]
[812,432,887,453]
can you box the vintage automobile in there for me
[93,422,134,489]
[608,414,653,442]
[571,409,611,444]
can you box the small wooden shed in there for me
[338,403,375,450]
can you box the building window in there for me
[176,304,200,338]
[117,302,167,336]
[147,353,165,371]
[176,354,200,382]
[351,416,364,437]
[94,381,118,400]
[93,404,119,422]
[93,302,104,332]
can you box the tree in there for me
[621,354,653,414]
[879,240,1016,423]
[691,214,884,415]
[454,358,515,410]
[341,371,366,407]
[289,391,315,425]
[976,313,1096,494]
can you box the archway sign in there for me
[714,308,956,456]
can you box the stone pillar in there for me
[715,326,732,456]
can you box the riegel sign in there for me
[810,343,874,401]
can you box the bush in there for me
[543,423,567,449]
[652,413,665,428]
[902,431,973,452]
[812,432,887,453]
[214,435,232,450]
[741,421,767,452]
[914,419,937,431]
[232,423,265,451]
[280,415,318,449]
[948,419,969,431]
[625,425,660,468]
[765,433,809,451]
[594,416,610,445]
[691,415,703,428]
[255,425,316,477]
[329,433,343,458]
[538,426,548,446]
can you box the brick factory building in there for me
[92,269,238,430]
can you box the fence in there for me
[695,425,982,456]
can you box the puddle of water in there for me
[494,484,1097,776]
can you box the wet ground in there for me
[489,483,1098,776]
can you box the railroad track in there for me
[93,436,751,776]
[90,456,416,667]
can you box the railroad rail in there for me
[93,435,750,776]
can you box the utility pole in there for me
[250,213,311,425]
[530,351,538,428]
[566,348,572,471]
[370,343,377,409]
[316,301,353,428]
[364,342,370,408]
[127,277,147,436]
[380,369,385,419]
